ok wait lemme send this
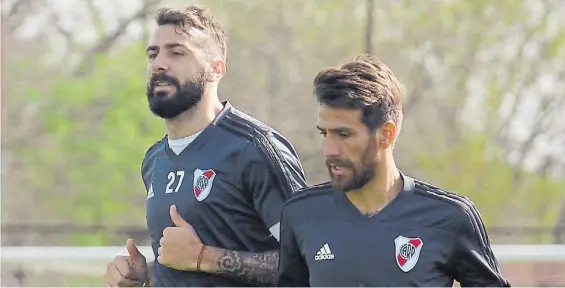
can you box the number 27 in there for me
[166,171,185,193]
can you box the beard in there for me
[146,73,206,119]
[326,137,379,192]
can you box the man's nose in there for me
[150,54,168,73]
[323,138,341,158]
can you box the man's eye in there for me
[338,132,349,138]
[172,51,184,56]
[148,54,156,59]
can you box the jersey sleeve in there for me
[450,203,511,287]
[276,205,310,287]
[240,137,307,241]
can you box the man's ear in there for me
[208,59,226,82]
[379,121,397,150]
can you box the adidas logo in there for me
[314,243,335,261]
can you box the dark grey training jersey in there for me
[142,102,307,287]
[277,172,510,287]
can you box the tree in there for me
[3,0,563,245]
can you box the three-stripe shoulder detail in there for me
[285,182,333,206]
[413,181,501,274]
[218,111,299,196]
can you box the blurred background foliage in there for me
[2,0,565,248]
[2,0,565,286]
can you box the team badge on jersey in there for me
[394,235,424,272]
[193,168,216,202]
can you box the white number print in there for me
[165,171,185,193]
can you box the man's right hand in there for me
[105,239,149,287]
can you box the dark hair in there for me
[155,6,227,60]
[313,54,405,131]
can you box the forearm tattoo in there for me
[216,250,279,286]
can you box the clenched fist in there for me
[104,239,148,287]
[158,204,214,272]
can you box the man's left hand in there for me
[158,204,209,271]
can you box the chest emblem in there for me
[394,235,424,272]
[193,168,216,201]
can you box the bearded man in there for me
[103,5,307,287]
[276,54,510,287]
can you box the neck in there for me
[346,156,403,215]
[165,86,223,140]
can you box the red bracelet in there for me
[197,245,206,272]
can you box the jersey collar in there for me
[211,101,233,126]
[163,101,233,160]
[399,170,415,195]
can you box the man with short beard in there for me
[103,5,307,287]
[276,55,510,287]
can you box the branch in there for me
[50,12,76,60]
[554,203,565,244]
[494,6,552,148]
[6,0,32,17]
[5,0,34,32]
[512,95,555,184]
[72,0,161,76]
[84,0,107,38]
[402,58,429,113]
[1,102,44,150]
